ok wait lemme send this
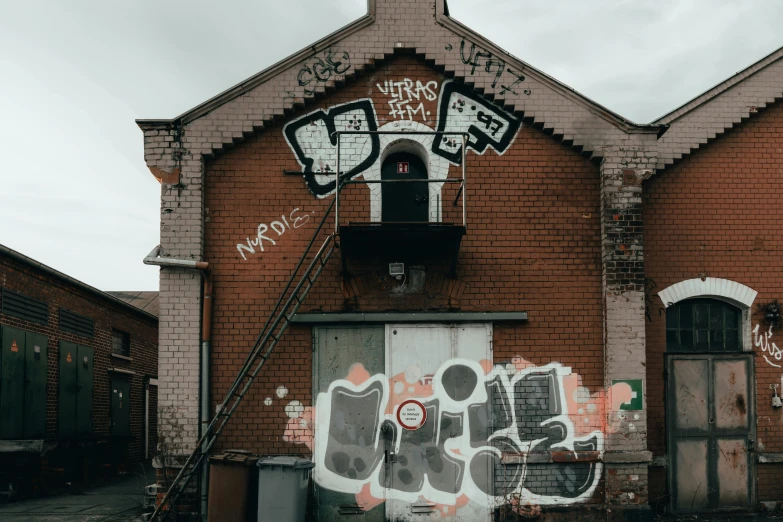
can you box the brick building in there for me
[0,244,159,498]
[138,0,783,519]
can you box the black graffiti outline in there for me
[317,362,602,502]
[501,67,526,96]
[454,39,531,97]
[432,81,522,164]
[298,49,352,96]
[284,100,380,196]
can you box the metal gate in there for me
[384,324,492,522]
[667,353,755,513]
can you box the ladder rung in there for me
[150,233,336,521]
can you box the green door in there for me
[58,341,78,436]
[23,332,48,438]
[76,345,94,435]
[0,326,25,439]
[110,377,131,436]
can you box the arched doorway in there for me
[381,151,428,222]
[664,297,755,513]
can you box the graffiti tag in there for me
[754,324,782,367]
[453,39,530,96]
[283,99,380,197]
[298,49,351,96]
[376,79,439,121]
[236,208,311,260]
[432,81,522,164]
[313,359,602,507]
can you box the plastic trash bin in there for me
[207,450,259,522]
[257,456,315,522]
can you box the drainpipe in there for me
[199,272,213,520]
[144,245,212,520]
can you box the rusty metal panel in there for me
[715,439,750,508]
[672,358,709,431]
[713,360,748,430]
[668,354,755,514]
[675,439,709,511]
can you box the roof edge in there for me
[0,243,158,323]
[653,44,783,124]
[436,9,662,135]
[137,1,376,130]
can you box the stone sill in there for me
[110,353,133,362]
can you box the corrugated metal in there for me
[1,288,48,325]
[59,309,95,338]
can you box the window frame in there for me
[665,298,742,353]
[111,328,131,358]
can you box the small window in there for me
[112,329,130,357]
[1,288,49,325]
[59,309,94,338]
[666,298,741,352]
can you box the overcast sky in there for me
[1,0,781,291]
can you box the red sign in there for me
[397,162,409,174]
[10,339,18,353]
[396,399,427,431]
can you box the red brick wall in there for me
[203,55,603,463]
[0,254,158,462]
[643,100,783,500]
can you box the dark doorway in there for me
[110,377,131,437]
[381,152,428,222]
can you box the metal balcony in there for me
[333,130,468,274]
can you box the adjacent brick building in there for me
[138,0,783,519]
[0,244,159,498]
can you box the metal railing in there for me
[333,130,470,234]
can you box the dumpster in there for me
[257,456,314,522]
[207,450,259,522]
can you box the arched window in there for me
[665,298,741,352]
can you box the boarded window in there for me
[112,329,130,357]
[1,288,49,325]
[59,309,95,338]
[666,298,741,352]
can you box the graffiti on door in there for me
[285,357,609,513]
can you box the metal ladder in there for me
[151,200,336,520]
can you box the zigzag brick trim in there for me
[655,49,783,170]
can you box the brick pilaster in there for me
[600,139,657,514]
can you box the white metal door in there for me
[384,324,492,522]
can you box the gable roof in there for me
[137,0,661,164]
[106,291,160,318]
[653,45,783,170]
[0,243,158,323]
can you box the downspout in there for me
[143,245,212,520]
[199,271,213,520]
[144,377,150,460]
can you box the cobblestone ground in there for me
[0,463,154,522]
